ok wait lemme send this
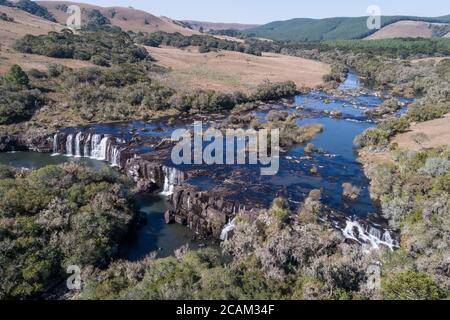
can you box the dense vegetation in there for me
[0,0,55,22]
[243,15,450,41]
[132,31,263,56]
[78,192,448,300]
[0,60,298,127]
[0,163,135,299]
[366,147,449,298]
[355,58,450,147]
[0,65,43,125]
[14,29,151,67]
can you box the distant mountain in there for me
[36,1,198,35]
[181,20,259,32]
[243,15,450,41]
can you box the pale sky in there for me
[43,0,450,24]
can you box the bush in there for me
[253,81,297,101]
[382,271,447,300]
[5,65,29,86]
[0,83,42,124]
[0,163,134,299]
[14,29,151,66]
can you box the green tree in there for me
[382,271,447,300]
[5,64,29,86]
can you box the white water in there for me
[56,131,126,168]
[74,132,83,158]
[220,218,236,241]
[90,134,103,159]
[160,166,184,196]
[65,134,73,157]
[97,137,110,161]
[84,133,91,157]
[110,145,121,167]
[342,220,398,251]
[52,133,60,155]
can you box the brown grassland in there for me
[146,45,330,93]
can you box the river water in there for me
[0,73,412,254]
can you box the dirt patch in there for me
[392,113,450,151]
[147,46,330,93]
[358,114,450,180]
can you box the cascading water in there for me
[84,134,91,157]
[65,134,74,157]
[74,132,83,158]
[90,134,103,159]
[52,133,59,155]
[97,137,110,161]
[55,131,126,168]
[110,146,121,167]
[220,218,236,241]
[341,220,398,251]
[161,166,185,196]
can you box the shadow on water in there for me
[119,193,204,261]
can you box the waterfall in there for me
[110,145,121,167]
[220,218,236,241]
[74,132,83,157]
[52,133,59,155]
[65,134,74,156]
[84,134,92,157]
[97,137,110,160]
[58,131,126,168]
[342,220,398,251]
[160,166,184,196]
[90,134,103,159]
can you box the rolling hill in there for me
[366,21,450,40]
[36,1,198,35]
[243,15,450,41]
[181,20,259,32]
[0,4,61,46]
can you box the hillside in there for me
[367,21,450,39]
[243,15,450,41]
[0,5,61,46]
[0,5,95,75]
[146,45,330,93]
[37,1,198,35]
[182,20,259,31]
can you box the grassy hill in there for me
[243,15,450,42]
[37,1,198,35]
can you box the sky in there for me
[46,0,450,24]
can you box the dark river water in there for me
[0,73,412,255]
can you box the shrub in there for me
[5,65,29,86]
[382,271,447,300]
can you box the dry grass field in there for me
[38,1,199,35]
[0,5,62,46]
[366,21,446,40]
[147,46,330,93]
[392,113,450,151]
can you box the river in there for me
[0,72,412,254]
